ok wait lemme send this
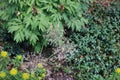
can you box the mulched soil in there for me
[21,53,74,80]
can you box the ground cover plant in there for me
[65,1,120,80]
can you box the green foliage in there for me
[0,0,90,53]
[108,72,120,80]
[66,2,120,80]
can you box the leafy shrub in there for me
[66,1,120,80]
[0,51,46,80]
[0,0,90,53]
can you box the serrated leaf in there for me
[14,30,25,43]
[30,33,39,45]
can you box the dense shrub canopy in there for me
[0,0,90,52]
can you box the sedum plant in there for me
[0,51,46,80]
[0,0,90,52]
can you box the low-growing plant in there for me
[0,51,46,80]
[65,1,120,80]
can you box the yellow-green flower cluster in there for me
[22,73,30,80]
[41,73,46,78]
[115,68,120,73]
[16,55,22,60]
[38,77,42,80]
[37,63,46,78]
[0,71,6,78]
[0,51,8,58]
[37,63,43,68]
[10,68,18,76]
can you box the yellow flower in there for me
[41,73,46,78]
[115,68,120,73]
[38,77,42,80]
[0,51,8,57]
[22,73,29,80]
[10,68,18,76]
[37,63,43,68]
[0,71,6,78]
[16,55,22,60]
